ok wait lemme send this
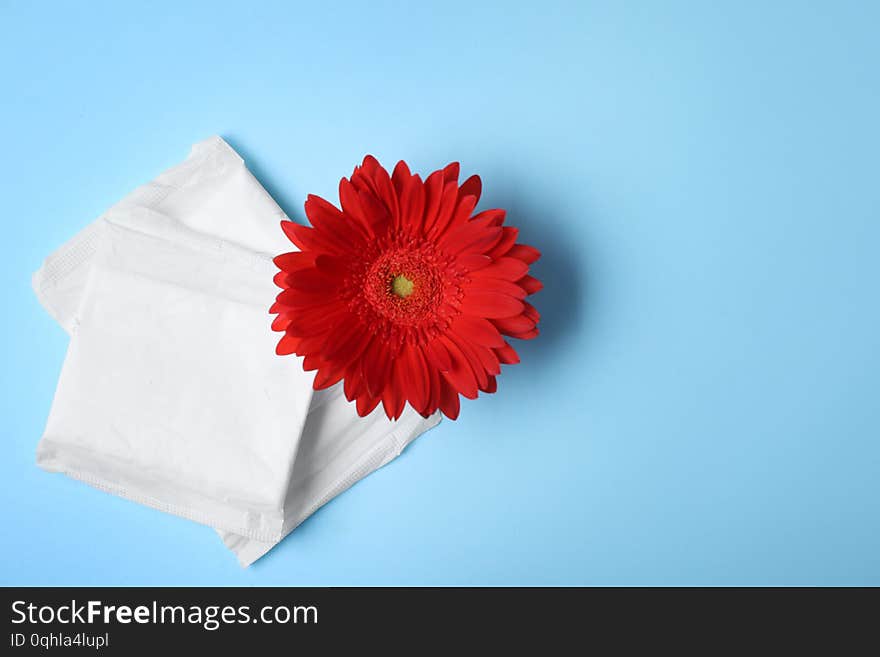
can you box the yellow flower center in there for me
[390,274,415,298]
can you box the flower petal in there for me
[344,361,365,402]
[438,335,478,399]
[423,337,453,372]
[470,256,529,281]
[422,170,444,236]
[305,194,367,243]
[508,327,540,340]
[456,254,492,272]
[314,253,350,278]
[428,183,459,238]
[464,277,527,299]
[297,334,327,355]
[371,162,399,221]
[444,194,478,234]
[451,314,505,348]
[287,268,337,293]
[507,243,541,264]
[409,175,426,232]
[362,338,394,398]
[358,187,393,236]
[391,160,412,199]
[518,275,544,295]
[400,344,430,416]
[460,290,524,318]
[281,221,345,254]
[383,356,407,420]
[441,222,502,256]
[271,313,292,332]
[494,341,521,364]
[442,162,460,184]
[354,156,381,194]
[447,331,489,392]
[356,392,381,417]
[438,377,461,420]
[275,333,301,356]
[487,226,519,259]
[492,314,536,336]
[522,301,541,323]
[339,177,366,225]
[313,363,345,390]
[323,322,371,363]
[471,208,506,227]
[274,251,314,272]
[275,286,331,308]
[398,172,425,234]
[458,175,481,205]
[472,344,501,376]
[286,305,348,337]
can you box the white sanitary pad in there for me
[33,137,440,566]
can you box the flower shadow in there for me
[479,177,590,363]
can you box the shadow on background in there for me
[222,134,302,221]
[481,175,591,363]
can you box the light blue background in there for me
[1,0,878,586]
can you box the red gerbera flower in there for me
[271,156,542,420]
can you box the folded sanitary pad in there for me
[33,137,440,566]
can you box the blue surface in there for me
[1,0,878,586]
